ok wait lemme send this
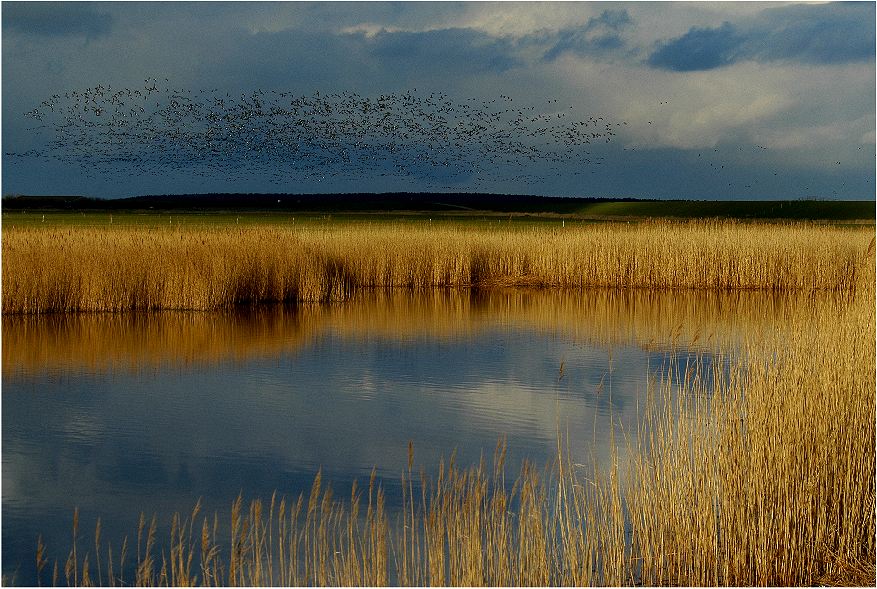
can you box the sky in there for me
[1,1,875,200]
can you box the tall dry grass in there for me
[14,220,875,585]
[44,469,389,587]
[627,289,875,586]
[3,221,873,313]
[33,291,875,586]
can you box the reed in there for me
[3,221,873,314]
[16,223,875,586]
[33,286,874,586]
[627,289,875,586]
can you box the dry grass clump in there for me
[3,221,873,313]
[36,443,628,587]
[628,289,875,586]
[46,470,390,588]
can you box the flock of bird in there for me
[12,79,622,190]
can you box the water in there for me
[2,289,796,584]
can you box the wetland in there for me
[1,216,874,586]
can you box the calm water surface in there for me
[3,290,796,583]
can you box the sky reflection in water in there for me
[2,289,796,583]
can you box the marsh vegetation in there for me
[3,218,874,586]
[2,220,872,314]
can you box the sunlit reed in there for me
[3,221,872,314]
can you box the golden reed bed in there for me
[2,220,874,314]
[8,220,875,586]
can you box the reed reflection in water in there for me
[2,289,803,584]
[3,288,806,376]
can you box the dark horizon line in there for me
[3,192,874,221]
[3,190,870,203]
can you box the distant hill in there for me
[2,192,875,221]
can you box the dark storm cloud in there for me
[367,27,523,74]
[542,9,632,61]
[2,2,873,200]
[197,25,523,92]
[746,2,876,65]
[648,22,742,72]
[198,27,373,91]
[2,1,113,39]
[648,1,875,72]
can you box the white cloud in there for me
[544,55,873,159]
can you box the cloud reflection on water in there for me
[2,289,808,583]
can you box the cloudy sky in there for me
[2,1,875,199]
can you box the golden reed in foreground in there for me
[3,220,874,313]
[33,293,874,586]
[626,290,875,586]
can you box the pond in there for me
[2,289,800,584]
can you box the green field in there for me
[569,198,875,220]
[1,210,593,230]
